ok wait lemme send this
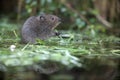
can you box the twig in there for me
[96,15,112,28]
[60,1,90,25]
[17,0,23,21]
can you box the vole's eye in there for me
[40,16,45,21]
[51,17,55,21]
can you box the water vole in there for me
[21,14,61,43]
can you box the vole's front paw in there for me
[55,32,61,36]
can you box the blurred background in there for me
[0,0,120,36]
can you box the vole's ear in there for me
[39,15,45,21]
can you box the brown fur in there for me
[21,14,61,44]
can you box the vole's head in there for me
[37,14,61,30]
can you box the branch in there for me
[96,15,112,28]
[60,1,90,25]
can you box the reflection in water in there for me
[0,58,119,80]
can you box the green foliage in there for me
[0,1,120,79]
[0,17,120,80]
[0,19,120,68]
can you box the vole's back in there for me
[21,14,61,44]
